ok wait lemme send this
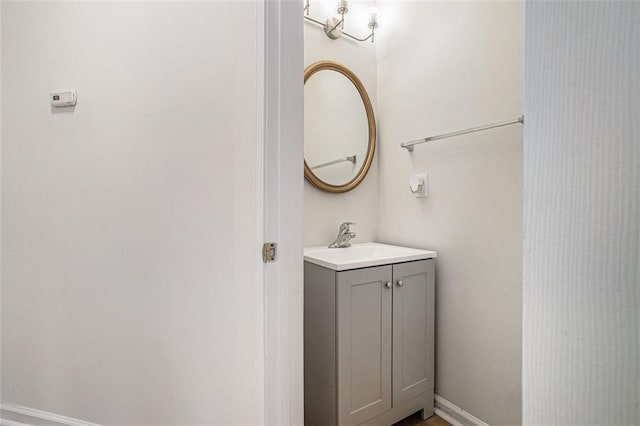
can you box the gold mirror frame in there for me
[304,61,376,193]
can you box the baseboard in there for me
[3,397,486,426]
[0,403,100,426]
[1,419,29,426]
[434,395,489,426]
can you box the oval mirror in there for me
[304,61,376,193]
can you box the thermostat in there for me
[49,90,77,107]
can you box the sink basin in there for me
[304,242,437,271]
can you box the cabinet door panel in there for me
[337,265,392,425]
[392,260,435,407]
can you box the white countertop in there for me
[304,242,437,271]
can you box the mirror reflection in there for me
[304,62,375,193]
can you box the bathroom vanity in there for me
[304,243,437,426]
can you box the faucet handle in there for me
[339,221,356,230]
[329,222,357,248]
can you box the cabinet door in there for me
[392,259,435,407]
[337,265,392,425]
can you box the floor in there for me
[393,414,451,426]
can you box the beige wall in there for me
[523,2,640,424]
[303,1,379,247]
[376,2,523,425]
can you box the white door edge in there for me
[261,1,304,425]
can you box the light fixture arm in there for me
[327,16,345,34]
[343,28,375,43]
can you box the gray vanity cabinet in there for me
[392,260,435,408]
[304,259,435,426]
[337,265,393,424]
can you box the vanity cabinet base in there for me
[362,390,434,426]
[304,259,435,426]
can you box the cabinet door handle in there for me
[397,280,404,287]
[385,281,392,289]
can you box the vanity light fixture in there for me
[304,0,380,43]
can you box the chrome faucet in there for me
[329,222,356,248]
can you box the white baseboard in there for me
[1,419,29,426]
[0,403,100,426]
[3,396,486,426]
[434,394,489,426]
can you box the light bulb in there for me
[368,9,379,30]
[336,0,348,15]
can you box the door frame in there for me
[259,1,304,424]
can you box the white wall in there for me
[1,2,265,424]
[523,2,640,424]
[376,2,523,425]
[303,1,378,246]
